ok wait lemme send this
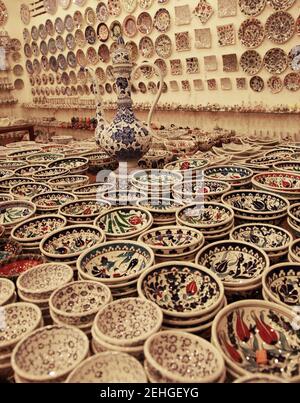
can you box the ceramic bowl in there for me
[289,239,300,263]
[11,214,67,244]
[203,166,253,185]
[16,263,74,300]
[0,201,36,230]
[131,169,183,194]
[77,240,154,283]
[137,261,224,319]
[14,164,47,177]
[0,176,34,193]
[0,254,45,279]
[26,152,65,164]
[93,297,163,347]
[288,203,300,226]
[144,331,225,383]
[252,171,300,198]
[164,158,209,173]
[47,175,89,190]
[49,281,112,326]
[233,374,286,383]
[273,161,300,173]
[66,352,147,383]
[262,263,300,308]
[136,197,184,225]
[0,302,42,352]
[40,225,105,260]
[196,240,269,288]
[0,237,22,262]
[48,157,89,173]
[31,191,77,212]
[59,199,111,224]
[211,299,300,382]
[11,325,89,383]
[99,190,147,206]
[287,217,300,237]
[0,194,13,202]
[32,167,70,181]
[0,278,15,306]
[138,225,204,256]
[172,179,231,203]
[73,183,114,199]
[94,206,153,240]
[6,148,41,161]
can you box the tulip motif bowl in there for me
[211,300,300,382]
[131,169,183,193]
[73,183,114,199]
[9,182,52,200]
[0,177,34,193]
[252,171,300,199]
[0,201,36,230]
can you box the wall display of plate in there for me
[123,16,137,38]
[240,50,262,75]
[238,0,266,16]
[14,79,25,91]
[86,47,99,65]
[76,49,87,67]
[107,0,121,16]
[75,29,86,47]
[96,2,109,22]
[154,8,171,33]
[20,3,30,25]
[125,41,138,62]
[238,18,264,48]
[250,75,264,92]
[66,34,76,51]
[110,21,122,41]
[31,26,39,41]
[65,14,74,32]
[155,34,172,59]
[48,38,57,54]
[23,28,31,44]
[38,24,47,40]
[45,19,55,36]
[73,10,83,28]
[97,23,110,42]
[55,17,64,35]
[284,72,300,91]
[267,0,295,11]
[265,11,295,44]
[56,35,65,52]
[24,44,32,58]
[264,48,288,74]
[137,12,153,35]
[85,7,96,26]
[139,36,154,59]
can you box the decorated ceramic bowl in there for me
[32,167,70,181]
[262,263,300,308]
[0,278,15,306]
[0,201,36,228]
[172,179,231,203]
[252,172,300,196]
[0,237,22,262]
[137,261,224,318]
[144,331,225,383]
[131,169,183,192]
[203,166,253,185]
[288,203,300,226]
[196,240,270,288]
[0,160,28,170]
[93,298,163,347]
[11,325,89,382]
[11,215,67,244]
[40,225,105,260]
[0,254,45,279]
[0,302,42,351]
[16,263,74,300]
[7,148,40,160]
[66,352,147,383]
[0,169,13,179]
[289,239,300,263]
[14,164,47,177]
[73,183,114,198]
[233,374,286,383]
[94,206,153,239]
[48,157,89,173]
[273,161,300,173]
[9,182,52,200]
[138,225,204,256]
[26,152,65,164]
[31,191,77,212]
[0,176,34,193]
[136,197,183,224]
[49,281,112,325]
[264,148,294,160]
[77,240,154,283]
[164,158,209,173]
[99,190,147,206]
[59,199,111,224]
[211,300,300,382]
[0,193,13,202]
[47,175,89,190]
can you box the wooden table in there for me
[0,124,35,142]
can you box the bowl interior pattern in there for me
[264,265,300,306]
[177,203,233,227]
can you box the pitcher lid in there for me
[112,36,132,65]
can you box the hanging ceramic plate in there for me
[69,70,77,84]
[137,12,153,34]
[123,15,137,38]
[75,29,86,47]
[85,26,97,45]
[20,3,30,25]
[155,34,172,59]
[250,75,264,92]
[49,73,54,84]
[154,58,167,77]
[67,51,77,68]
[59,0,71,9]
[42,74,48,85]
[56,72,62,84]
[106,65,115,82]
[76,49,87,67]
[121,0,137,13]
[46,19,55,36]
[12,52,21,63]
[95,67,106,84]
[85,7,96,25]
[263,48,288,74]
[26,60,34,75]
[23,28,30,44]
[73,0,87,5]
[40,41,48,56]
[267,75,283,93]
[41,56,50,71]
[265,12,295,44]
[33,59,41,74]
[96,2,109,22]
[139,36,154,58]
[44,0,58,15]
[267,0,295,11]
[31,42,39,57]
[97,23,110,42]
[125,41,138,62]
[98,44,110,63]
[64,14,74,32]
[238,18,265,48]
[73,11,83,28]
[153,8,171,33]
[139,0,153,8]
[48,38,57,54]
[24,43,32,58]
[238,0,266,16]
[31,26,39,41]
[49,56,58,72]
[39,24,47,40]
[66,33,75,50]
[284,72,300,91]
[289,45,300,70]
[61,72,70,86]
[14,79,24,91]
[13,65,24,77]
[105,83,113,93]
[56,35,65,52]
[110,21,122,41]
[86,47,99,65]
[108,0,121,17]
[55,17,64,35]
[36,75,42,86]
[240,50,262,75]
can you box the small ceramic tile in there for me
[193,79,204,91]
[221,77,232,90]
[186,57,200,74]
[193,0,214,24]
[170,59,183,75]
[218,0,237,18]
[194,28,212,49]
[236,77,247,89]
[204,55,218,71]
[169,80,179,91]
[175,5,191,26]
[181,80,191,91]
[207,78,217,90]
[222,53,238,72]
[217,24,236,46]
[175,32,191,52]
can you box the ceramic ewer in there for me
[9,182,52,200]
[40,225,106,261]
[93,206,153,240]
[58,199,111,224]
[65,352,147,383]
[32,167,70,181]
[203,166,253,188]
[211,299,300,382]
[172,179,231,203]
[144,330,225,383]
[136,197,184,225]
[11,325,90,383]
[48,157,89,174]
[47,175,89,190]
[30,191,77,212]
[0,254,46,279]
[0,278,15,306]
[262,263,300,309]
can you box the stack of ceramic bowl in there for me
[31,191,77,213]
[137,261,225,336]
[98,189,147,206]
[73,183,113,199]
[0,176,34,193]
[230,223,292,264]
[47,175,89,191]
[0,200,36,236]
[222,190,289,225]
[48,157,89,174]
[273,161,300,173]
[14,164,47,177]
[203,166,253,189]
[138,225,205,262]
[0,278,16,306]
[93,206,153,241]
[144,331,226,383]
[32,167,70,182]
[66,352,147,383]
[16,263,74,325]
[11,215,67,253]
[11,325,89,383]
[91,298,163,360]
[0,254,45,280]
[49,280,112,338]
[40,225,106,267]
[172,179,231,203]
[137,197,184,225]
[211,300,300,382]
[81,152,118,173]
[58,199,111,225]
[77,240,154,299]
[287,203,300,236]
[288,239,300,263]
[176,202,234,241]
[196,240,269,300]
[26,152,65,165]
[0,302,42,379]
[262,263,300,308]
[6,147,41,161]
[9,182,52,201]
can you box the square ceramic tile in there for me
[193,0,214,24]
[218,0,237,18]
[193,79,204,91]
[221,77,232,90]
[186,57,200,74]
[169,80,179,91]
[204,55,218,71]
[181,80,191,91]
[194,28,212,49]
[170,59,183,75]
[236,77,247,89]
[175,32,191,52]
[222,53,238,72]
[207,79,217,90]
[217,24,236,46]
[175,5,191,26]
